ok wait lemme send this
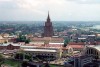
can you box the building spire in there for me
[47,11,50,21]
[44,11,53,37]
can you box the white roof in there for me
[88,35,95,37]
[88,45,100,51]
[23,49,57,52]
[21,46,37,48]
[12,44,20,46]
[52,36,59,37]
[78,38,86,39]
[0,43,20,46]
[0,35,4,39]
[30,42,44,44]
[81,35,95,37]
[49,43,64,45]
[93,45,100,51]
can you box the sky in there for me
[0,0,100,21]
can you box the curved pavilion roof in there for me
[88,45,100,52]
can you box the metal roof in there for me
[23,49,57,52]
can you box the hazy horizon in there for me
[0,21,100,24]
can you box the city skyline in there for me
[0,0,100,21]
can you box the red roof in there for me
[68,42,85,45]
[62,45,84,50]
[62,47,68,50]
[97,41,100,45]
[25,43,62,48]
[32,37,63,41]
[67,45,84,49]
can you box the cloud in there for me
[0,0,12,2]
[0,1,18,9]
[67,0,100,4]
[0,0,100,21]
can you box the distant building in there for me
[44,12,54,37]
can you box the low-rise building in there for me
[62,45,84,57]
[30,37,64,43]
[0,43,20,55]
[0,43,20,50]
[0,35,8,43]
[23,48,60,60]
[20,43,62,60]
[83,45,100,59]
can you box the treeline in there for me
[0,22,69,34]
[0,23,44,34]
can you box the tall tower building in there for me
[44,12,54,37]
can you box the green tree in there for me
[63,38,69,47]
[0,54,4,66]
[16,35,30,43]
[0,54,4,62]
[25,39,30,44]
[25,54,32,60]
[16,35,26,42]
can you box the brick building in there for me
[0,43,20,50]
[44,12,54,37]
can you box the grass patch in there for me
[2,59,21,67]
[50,65,57,67]
[50,64,63,67]
[42,64,63,67]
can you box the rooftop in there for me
[89,45,100,51]
[68,42,85,45]
[0,43,20,46]
[23,49,57,52]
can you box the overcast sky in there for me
[0,0,100,21]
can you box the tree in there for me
[63,38,69,47]
[16,35,26,42]
[21,61,27,67]
[14,53,24,60]
[44,63,50,67]
[0,54,4,66]
[4,41,7,43]
[16,35,30,43]
[63,43,67,47]
[25,39,30,44]
[0,54,4,62]
[25,54,32,61]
